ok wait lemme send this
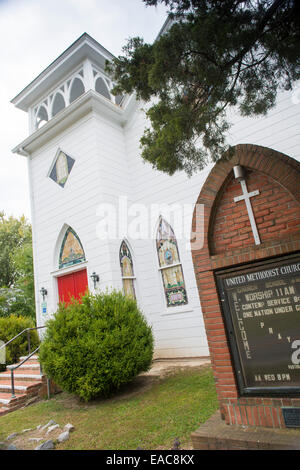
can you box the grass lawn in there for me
[0,365,218,450]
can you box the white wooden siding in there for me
[28,79,300,359]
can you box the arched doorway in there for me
[56,226,88,305]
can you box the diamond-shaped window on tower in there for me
[48,149,75,187]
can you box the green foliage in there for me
[0,288,23,317]
[39,291,154,401]
[0,366,217,450]
[10,242,35,319]
[0,287,35,319]
[0,315,39,365]
[108,0,300,175]
[0,212,32,287]
[0,213,35,320]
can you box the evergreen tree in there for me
[108,0,300,174]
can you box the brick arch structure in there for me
[192,144,300,428]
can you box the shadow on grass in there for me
[52,364,211,410]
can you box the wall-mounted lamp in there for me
[90,272,100,289]
[233,165,246,182]
[40,287,48,301]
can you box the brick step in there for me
[7,362,41,371]
[19,355,39,360]
[19,355,39,364]
[0,393,14,405]
[0,380,41,395]
[0,371,43,382]
[0,385,44,410]
[0,355,47,416]
[0,392,26,405]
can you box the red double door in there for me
[57,269,88,305]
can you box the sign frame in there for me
[41,301,47,315]
[215,252,300,397]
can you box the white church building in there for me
[11,26,300,359]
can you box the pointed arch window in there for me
[156,218,188,307]
[59,227,86,269]
[119,241,136,299]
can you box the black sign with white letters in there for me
[216,253,300,396]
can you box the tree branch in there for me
[226,0,288,68]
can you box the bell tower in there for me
[11,33,127,134]
[11,33,134,325]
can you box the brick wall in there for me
[192,144,300,428]
[212,171,300,254]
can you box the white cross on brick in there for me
[234,179,261,245]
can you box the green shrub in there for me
[0,315,39,365]
[39,291,154,401]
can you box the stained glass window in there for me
[157,218,188,307]
[56,152,68,185]
[59,227,86,269]
[119,241,136,299]
[49,150,75,188]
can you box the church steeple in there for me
[11,33,126,135]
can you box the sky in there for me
[0,0,168,220]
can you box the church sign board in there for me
[216,253,300,396]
